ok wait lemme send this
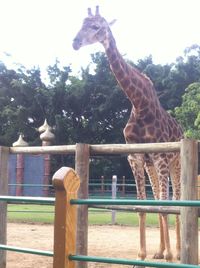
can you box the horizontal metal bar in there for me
[8,210,54,213]
[0,196,55,204]
[8,184,53,188]
[2,196,200,207]
[71,199,200,207]
[0,244,53,257]
[69,254,199,268]
[89,205,181,215]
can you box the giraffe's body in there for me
[73,6,183,265]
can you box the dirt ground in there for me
[6,223,197,268]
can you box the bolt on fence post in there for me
[112,175,117,224]
[53,167,80,268]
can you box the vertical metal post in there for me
[180,139,198,264]
[112,175,117,224]
[122,175,125,196]
[101,175,104,195]
[0,146,9,268]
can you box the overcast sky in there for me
[0,0,200,74]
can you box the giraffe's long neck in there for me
[102,32,160,110]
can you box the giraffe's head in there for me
[73,6,114,50]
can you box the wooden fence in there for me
[0,138,199,267]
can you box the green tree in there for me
[0,60,72,146]
[163,44,200,110]
[62,52,131,144]
[175,82,200,139]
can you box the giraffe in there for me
[72,6,183,266]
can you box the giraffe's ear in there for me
[109,19,117,26]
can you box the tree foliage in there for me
[1,44,200,178]
[175,82,200,139]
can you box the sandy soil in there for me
[6,223,193,268]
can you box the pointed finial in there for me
[40,126,55,146]
[13,134,29,147]
[38,119,52,133]
[95,6,100,16]
[88,7,93,17]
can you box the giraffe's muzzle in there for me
[72,38,82,50]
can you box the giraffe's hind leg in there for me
[169,156,181,260]
[153,156,173,262]
[144,163,165,259]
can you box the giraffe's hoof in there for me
[153,252,164,259]
[165,252,173,262]
[137,251,146,260]
[176,253,180,260]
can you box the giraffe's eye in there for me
[91,25,100,30]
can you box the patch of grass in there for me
[7,204,177,226]
[8,204,55,224]
[89,209,176,226]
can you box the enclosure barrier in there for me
[1,186,200,267]
[0,167,80,268]
[0,139,199,268]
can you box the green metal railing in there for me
[69,255,199,268]
[71,198,200,207]
[0,196,55,258]
[0,195,54,204]
[1,195,200,267]
[0,244,53,257]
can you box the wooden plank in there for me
[90,142,180,154]
[10,142,181,155]
[75,143,89,268]
[53,167,80,268]
[9,145,76,154]
[0,146,9,268]
[180,139,199,264]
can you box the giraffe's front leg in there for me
[175,215,180,260]
[144,163,165,259]
[133,212,146,268]
[161,214,173,261]
[128,154,146,268]
[153,214,165,259]
[138,212,146,260]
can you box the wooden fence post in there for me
[75,143,89,268]
[0,146,9,268]
[180,139,199,264]
[53,167,80,268]
[198,175,200,199]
